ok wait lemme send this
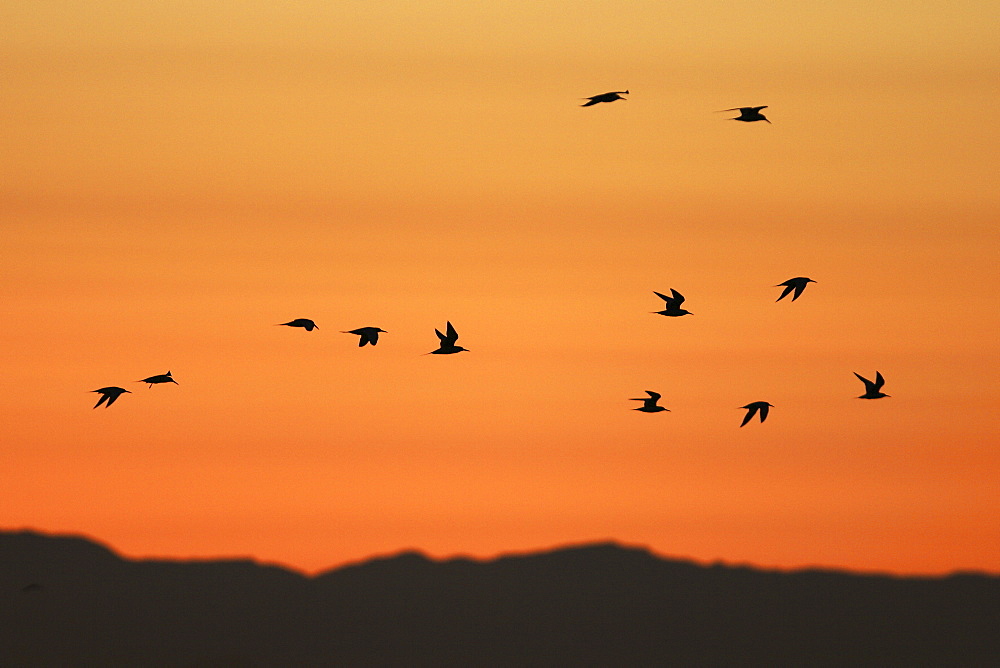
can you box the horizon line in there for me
[5,526,996,580]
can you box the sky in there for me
[3,1,998,575]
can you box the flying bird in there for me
[139,371,177,387]
[855,371,890,399]
[277,318,318,331]
[718,106,770,123]
[740,401,773,427]
[652,289,692,317]
[427,321,468,355]
[582,90,629,106]
[92,386,130,409]
[630,390,669,413]
[775,277,816,302]
[342,327,386,347]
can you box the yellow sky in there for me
[2,1,998,574]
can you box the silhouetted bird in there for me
[855,371,889,399]
[582,90,628,106]
[428,321,468,355]
[652,290,692,317]
[630,390,669,413]
[277,319,318,331]
[775,277,816,302]
[139,371,178,388]
[92,387,130,409]
[740,401,773,427]
[342,327,386,347]
[719,106,770,123]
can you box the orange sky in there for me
[3,1,998,575]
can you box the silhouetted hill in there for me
[2,531,998,666]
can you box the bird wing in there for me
[646,390,661,402]
[854,372,874,390]
[445,321,459,344]
[653,291,672,304]
[653,290,674,306]
[584,92,625,104]
[749,106,768,112]
[791,283,807,301]
[759,404,770,422]
[367,331,379,345]
[670,289,685,306]
[435,328,446,342]
[740,407,755,427]
[776,285,794,301]
[874,372,885,391]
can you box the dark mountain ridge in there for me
[2,530,998,666]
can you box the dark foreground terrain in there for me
[2,530,998,666]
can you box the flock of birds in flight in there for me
[636,277,888,425]
[582,90,771,125]
[91,92,888,425]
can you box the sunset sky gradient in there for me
[3,1,998,574]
